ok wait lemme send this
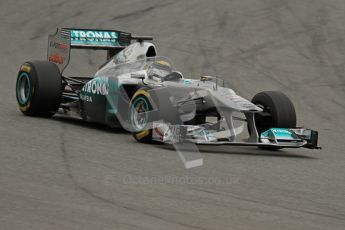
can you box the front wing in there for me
[151,123,320,149]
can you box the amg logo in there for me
[80,94,92,102]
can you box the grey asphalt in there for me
[1,0,345,229]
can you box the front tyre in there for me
[16,61,62,117]
[252,91,297,150]
[129,88,153,143]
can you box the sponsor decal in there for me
[49,41,68,52]
[20,65,31,73]
[271,128,291,134]
[183,79,192,85]
[261,128,295,140]
[80,94,92,102]
[48,54,64,64]
[82,77,109,96]
[71,30,120,47]
[60,29,70,40]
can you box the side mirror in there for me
[162,71,183,82]
[200,75,214,81]
[131,73,146,79]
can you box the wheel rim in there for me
[131,97,149,132]
[17,72,30,105]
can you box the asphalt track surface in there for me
[1,0,345,229]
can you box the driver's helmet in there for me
[147,60,172,81]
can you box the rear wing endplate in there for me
[47,28,135,73]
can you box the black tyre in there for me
[16,61,62,117]
[251,91,297,150]
[129,88,153,143]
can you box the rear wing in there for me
[47,28,152,73]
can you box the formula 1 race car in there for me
[16,28,320,150]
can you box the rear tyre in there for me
[129,88,153,143]
[16,61,62,117]
[251,91,297,150]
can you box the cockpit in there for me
[147,60,172,81]
[146,59,183,83]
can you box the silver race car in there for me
[16,28,320,150]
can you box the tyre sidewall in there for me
[16,61,62,116]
